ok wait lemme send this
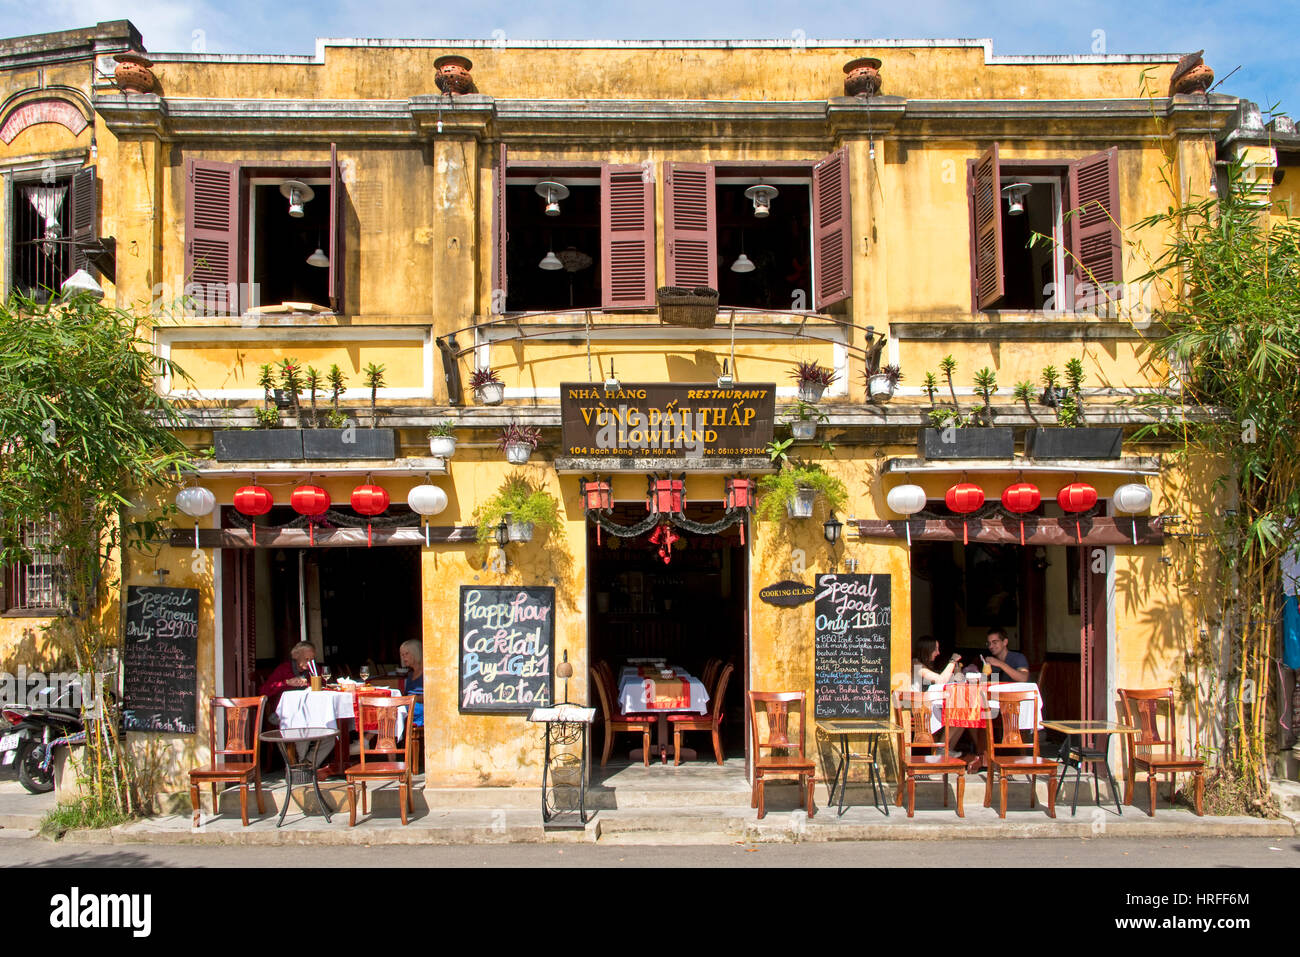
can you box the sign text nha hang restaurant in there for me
[560,383,775,460]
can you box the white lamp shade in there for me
[731,253,755,273]
[1112,483,1153,515]
[61,269,104,299]
[306,248,330,268]
[539,251,563,270]
[886,484,927,516]
[407,484,448,516]
[176,486,216,518]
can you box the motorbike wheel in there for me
[16,740,54,794]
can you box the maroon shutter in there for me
[812,147,852,309]
[184,158,239,315]
[601,164,656,308]
[491,142,508,312]
[971,144,1005,310]
[1068,147,1122,298]
[69,165,97,273]
[664,162,716,289]
[329,143,345,313]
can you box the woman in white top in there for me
[911,636,962,692]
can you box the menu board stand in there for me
[528,705,594,826]
[814,573,892,719]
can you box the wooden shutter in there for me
[601,164,656,308]
[184,158,239,315]
[491,142,507,311]
[69,165,97,273]
[329,143,345,312]
[971,144,1005,310]
[664,162,716,289]
[1068,147,1122,292]
[812,147,852,309]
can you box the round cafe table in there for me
[261,727,336,827]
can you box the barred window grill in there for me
[12,178,72,301]
[5,518,67,612]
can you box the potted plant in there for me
[326,364,348,428]
[867,363,902,402]
[1013,380,1039,422]
[363,362,385,429]
[791,360,836,403]
[429,420,458,457]
[304,366,322,428]
[757,460,848,522]
[1025,357,1123,459]
[302,360,397,460]
[470,367,505,406]
[916,355,1014,460]
[499,422,541,465]
[785,400,828,440]
[214,361,305,461]
[473,475,561,544]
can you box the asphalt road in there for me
[3,836,1297,867]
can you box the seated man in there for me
[398,639,423,728]
[982,628,1029,683]
[260,641,333,765]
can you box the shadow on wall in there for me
[0,621,73,673]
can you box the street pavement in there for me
[2,835,1297,867]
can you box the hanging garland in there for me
[226,508,421,532]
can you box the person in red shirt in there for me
[260,641,319,717]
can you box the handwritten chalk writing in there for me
[122,586,199,733]
[459,586,554,713]
[814,573,891,719]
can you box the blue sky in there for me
[10,0,1296,114]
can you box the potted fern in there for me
[786,399,827,440]
[429,420,457,458]
[1025,357,1122,459]
[473,475,561,544]
[499,422,541,465]
[471,367,505,406]
[757,460,848,521]
[791,361,836,403]
[917,355,1014,459]
[866,363,902,402]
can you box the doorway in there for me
[586,501,747,761]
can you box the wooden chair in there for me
[700,658,722,696]
[669,662,733,765]
[984,688,1058,818]
[1118,688,1205,816]
[894,691,965,817]
[409,693,424,776]
[189,696,267,827]
[590,666,653,767]
[345,695,416,826]
[749,691,816,819]
[368,676,405,692]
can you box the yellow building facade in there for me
[0,21,1253,801]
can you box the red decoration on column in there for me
[581,478,612,546]
[646,475,685,515]
[945,482,984,545]
[1057,481,1098,543]
[1001,482,1041,545]
[234,485,273,545]
[351,484,390,547]
[291,484,331,546]
[725,477,756,545]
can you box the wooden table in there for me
[617,667,709,764]
[1042,720,1137,816]
[818,719,902,816]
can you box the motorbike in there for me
[1,680,89,794]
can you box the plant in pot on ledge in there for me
[473,475,561,545]
[428,420,457,458]
[471,367,505,406]
[791,360,836,403]
[214,362,305,461]
[866,363,903,402]
[756,456,848,522]
[917,355,1014,459]
[499,422,542,465]
[302,360,397,460]
[785,399,829,441]
[1026,357,1122,459]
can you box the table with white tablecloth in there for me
[922,681,1044,734]
[616,667,710,763]
[275,688,407,776]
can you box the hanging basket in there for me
[786,486,817,519]
[656,286,719,328]
[504,441,533,465]
[508,520,535,543]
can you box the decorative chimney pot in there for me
[434,55,476,95]
[843,57,883,98]
[113,52,155,94]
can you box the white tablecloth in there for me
[276,688,406,737]
[618,668,709,715]
[922,681,1043,734]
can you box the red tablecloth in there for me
[940,682,986,728]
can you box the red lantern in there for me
[1001,482,1041,545]
[580,479,613,546]
[647,477,685,516]
[234,485,273,544]
[291,484,331,546]
[725,477,756,545]
[351,484,389,547]
[1057,482,1098,543]
[945,482,984,545]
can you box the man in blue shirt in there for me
[984,628,1029,683]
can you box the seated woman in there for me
[399,639,423,728]
[911,636,961,691]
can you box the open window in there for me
[970,145,1121,312]
[184,145,344,315]
[664,149,850,311]
[492,149,656,313]
[7,165,97,302]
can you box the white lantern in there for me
[407,484,448,546]
[1112,483,1154,545]
[886,483,927,546]
[175,486,215,549]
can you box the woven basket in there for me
[657,286,719,328]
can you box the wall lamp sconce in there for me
[823,512,843,545]
[717,359,734,389]
[604,361,621,393]
[280,180,314,217]
[1002,182,1031,215]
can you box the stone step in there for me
[206,779,424,818]
[1269,778,1300,817]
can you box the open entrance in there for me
[586,501,747,766]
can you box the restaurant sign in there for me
[560,382,775,460]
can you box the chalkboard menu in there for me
[122,586,199,733]
[458,586,554,714]
[814,574,892,719]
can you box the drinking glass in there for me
[359,665,371,683]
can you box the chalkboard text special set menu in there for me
[813,574,892,719]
